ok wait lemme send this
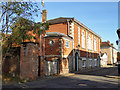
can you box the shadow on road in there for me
[2,67,120,89]
[3,74,119,88]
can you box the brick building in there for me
[37,10,101,76]
[100,41,117,65]
[20,10,101,79]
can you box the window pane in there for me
[65,40,69,48]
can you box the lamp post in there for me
[39,26,45,58]
[117,28,120,75]
[117,29,120,52]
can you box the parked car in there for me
[117,61,120,75]
[115,62,120,66]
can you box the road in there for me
[2,66,120,88]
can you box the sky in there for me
[35,2,118,49]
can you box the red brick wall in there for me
[63,38,73,56]
[47,23,68,35]
[45,37,61,55]
[59,58,69,74]
[74,24,79,50]
[80,50,87,57]
[20,43,39,80]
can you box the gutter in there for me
[40,35,41,57]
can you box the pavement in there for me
[2,66,120,88]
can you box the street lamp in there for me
[117,29,120,51]
[39,25,45,58]
[117,29,120,39]
[117,28,120,75]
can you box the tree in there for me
[10,17,49,46]
[1,2,49,61]
[0,1,40,35]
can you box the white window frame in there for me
[88,34,91,50]
[94,38,97,51]
[78,27,80,45]
[94,59,97,66]
[82,58,86,67]
[82,30,85,49]
[82,60,86,67]
[65,40,69,48]
[89,59,92,66]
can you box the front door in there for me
[75,52,78,71]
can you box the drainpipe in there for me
[40,35,41,57]
[43,37,45,58]
[40,3,43,59]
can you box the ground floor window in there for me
[94,59,97,66]
[89,59,92,66]
[82,60,86,67]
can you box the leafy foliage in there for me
[3,17,49,47]
[1,2,40,34]
[1,2,49,60]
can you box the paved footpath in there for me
[2,66,120,88]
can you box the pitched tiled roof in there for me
[101,42,110,47]
[101,41,117,50]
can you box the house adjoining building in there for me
[20,9,101,80]
[100,53,107,66]
[100,41,117,66]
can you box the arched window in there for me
[82,30,85,48]
[94,38,96,51]
[88,34,91,50]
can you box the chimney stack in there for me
[111,43,113,47]
[107,40,110,44]
[42,9,47,23]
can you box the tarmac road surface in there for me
[2,66,120,88]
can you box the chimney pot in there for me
[111,43,113,47]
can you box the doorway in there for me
[75,52,78,71]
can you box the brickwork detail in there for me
[20,43,39,80]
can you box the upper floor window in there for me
[65,40,69,48]
[82,30,85,48]
[88,34,91,50]
[94,38,97,51]
[78,27,80,45]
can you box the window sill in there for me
[66,47,69,48]
[82,47,86,49]
[82,66,86,68]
